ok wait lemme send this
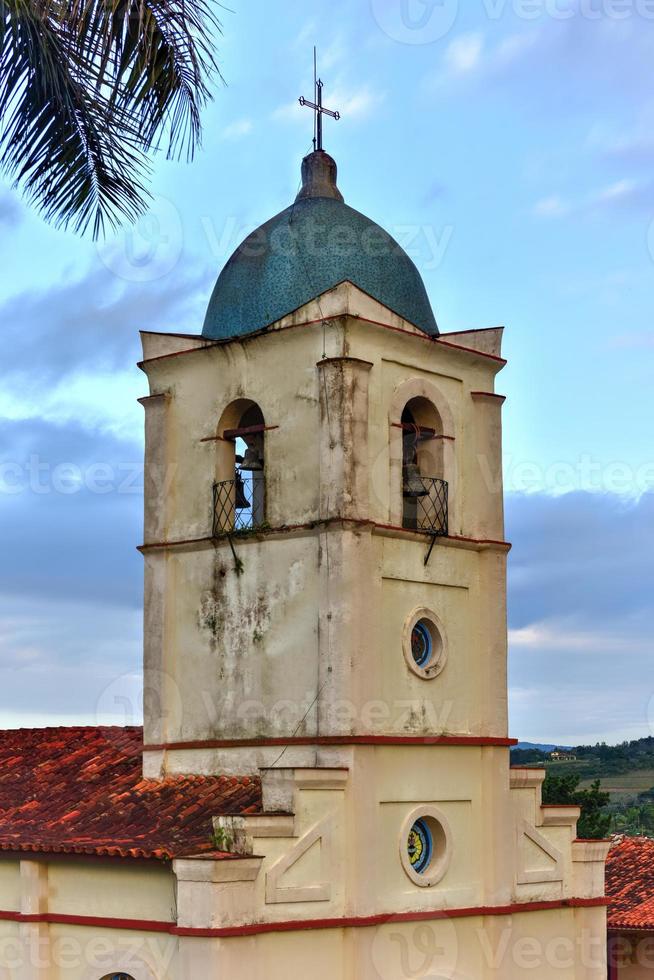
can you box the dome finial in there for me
[295,150,344,203]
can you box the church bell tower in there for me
[137,138,609,977]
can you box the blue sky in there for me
[0,0,652,743]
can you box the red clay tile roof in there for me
[0,726,260,861]
[606,836,654,930]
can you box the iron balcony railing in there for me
[212,475,447,537]
[212,477,265,535]
[403,477,448,536]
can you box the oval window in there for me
[400,808,452,886]
[403,609,447,679]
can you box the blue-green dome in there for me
[202,151,438,341]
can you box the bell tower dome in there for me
[202,149,438,342]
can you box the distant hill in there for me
[515,742,572,752]
[511,735,654,777]
[511,736,654,835]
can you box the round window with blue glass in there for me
[411,622,432,668]
[407,817,433,873]
[400,808,451,886]
[404,610,446,679]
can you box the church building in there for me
[0,119,609,976]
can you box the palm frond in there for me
[69,0,222,159]
[0,0,221,236]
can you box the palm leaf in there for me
[0,0,220,236]
[69,0,222,157]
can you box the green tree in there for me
[0,0,220,236]
[612,803,654,837]
[542,772,611,840]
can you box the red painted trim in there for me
[344,315,507,364]
[607,927,651,934]
[137,343,218,370]
[222,424,278,440]
[470,391,506,404]
[0,897,607,939]
[373,523,511,551]
[137,306,507,371]
[440,326,503,337]
[138,520,511,554]
[0,910,172,933]
[144,734,518,752]
[316,356,374,368]
[608,925,654,934]
[140,329,205,341]
[185,898,607,938]
[436,338,506,365]
[200,424,279,443]
[390,422,455,441]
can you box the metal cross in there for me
[298,48,340,151]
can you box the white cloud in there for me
[432,28,541,87]
[320,36,347,72]
[494,32,539,68]
[0,594,142,727]
[328,84,385,120]
[507,492,654,744]
[0,258,210,437]
[222,118,254,141]
[271,100,302,124]
[509,620,651,655]
[444,33,485,76]
[592,178,637,204]
[273,82,384,126]
[293,20,316,50]
[533,195,569,218]
[532,178,654,219]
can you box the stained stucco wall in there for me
[139,290,507,754]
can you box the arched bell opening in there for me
[213,400,266,534]
[400,397,448,535]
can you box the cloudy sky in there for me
[0,0,652,744]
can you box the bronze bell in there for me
[234,472,250,509]
[403,463,428,497]
[239,444,263,471]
